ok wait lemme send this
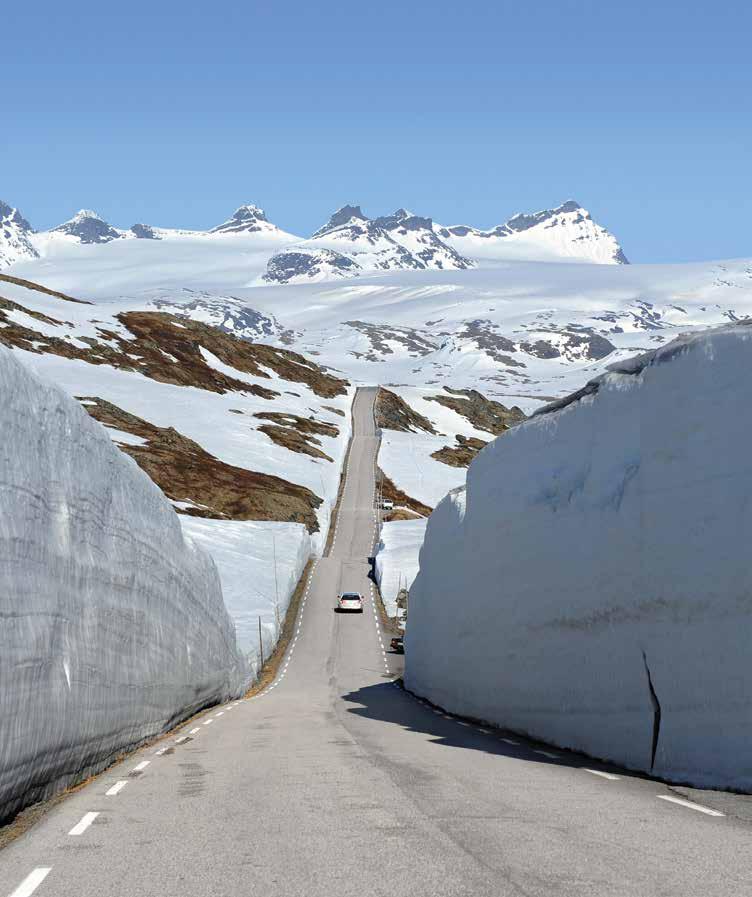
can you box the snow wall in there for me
[406,323,752,790]
[0,347,245,822]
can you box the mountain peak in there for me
[52,209,121,244]
[0,199,39,268]
[210,204,274,235]
[311,205,368,238]
[0,200,34,234]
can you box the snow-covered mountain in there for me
[263,206,472,284]
[0,201,39,267]
[210,204,285,237]
[50,208,123,244]
[436,200,628,265]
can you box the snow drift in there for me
[0,347,244,822]
[406,323,752,790]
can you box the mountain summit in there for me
[210,204,280,236]
[436,201,628,265]
[0,200,39,267]
[265,205,473,284]
[51,209,122,245]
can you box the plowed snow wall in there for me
[406,324,752,790]
[0,347,244,822]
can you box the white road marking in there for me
[501,738,519,746]
[190,727,201,735]
[175,735,190,744]
[657,795,725,817]
[203,719,214,726]
[533,750,560,760]
[479,729,491,735]
[155,746,168,755]
[68,812,99,836]
[105,780,128,796]
[8,868,52,897]
[457,721,471,728]
[584,769,620,781]
[132,760,150,773]
[214,711,224,717]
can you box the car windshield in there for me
[342,594,360,600]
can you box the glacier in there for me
[0,347,245,823]
[406,323,752,790]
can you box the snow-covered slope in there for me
[406,323,752,790]
[264,206,472,283]
[0,201,39,268]
[0,344,244,823]
[436,201,628,265]
[0,273,352,673]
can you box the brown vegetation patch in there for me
[375,387,437,433]
[431,435,488,468]
[426,387,525,435]
[0,282,347,401]
[254,411,339,462]
[0,272,92,304]
[323,404,346,417]
[80,397,322,532]
[378,468,433,518]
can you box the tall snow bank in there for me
[406,323,752,790]
[375,519,427,617]
[0,347,244,822]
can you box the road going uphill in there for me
[2,388,751,897]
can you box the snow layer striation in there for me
[0,347,244,822]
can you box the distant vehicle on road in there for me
[380,499,394,511]
[390,636,404,653]
[337,592,364,613]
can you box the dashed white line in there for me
[68,811,99,836]
[132,760,150,773]
[8,867,52,897]
[501,738,519,746]
[457,721,471,728]
[214,711,224,718]
[175,735,190,744]
[584,769,620,781]
[105,780,128,796]
[190,727,201,735]
[479,729,491,735]
[533,750,560,760]
[203,719,214,726]
[657,795,725,817]
[155,746,169,756]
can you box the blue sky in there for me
[3,1,750,263]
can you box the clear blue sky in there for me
[4,1,750,263]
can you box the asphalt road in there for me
[3,386,752,896]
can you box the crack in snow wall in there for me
[405,323,752,790]
[0,346,246,823]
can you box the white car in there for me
[337,592,364,613]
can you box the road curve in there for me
[2,387,751,896]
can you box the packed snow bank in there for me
[0,347,244,822]
[375,519,427,617]
[406,323,752,790]
[179,518,310,675]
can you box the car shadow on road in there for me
[341,680,635,780]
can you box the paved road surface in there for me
[3,387,751,896]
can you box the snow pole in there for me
[258,616,264,670]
